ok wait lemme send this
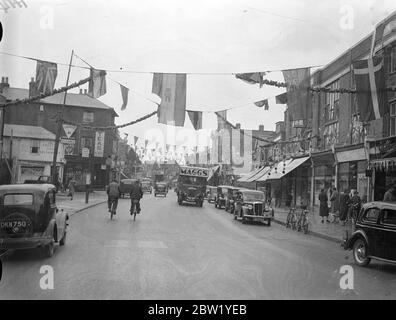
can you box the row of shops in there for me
[237,140,396,208]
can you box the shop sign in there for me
[82,147,89,158]
[94,131,105,157]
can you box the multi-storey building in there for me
[0,77,118,189]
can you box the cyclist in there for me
[130,180,143,215]
[106,178,121,215]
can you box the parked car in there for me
[234,189,274,226]
[154,182,168,197]
[207,186,217,203]
[119,179,138,198]
[343,201,396,266]
[214,186,228,209]
[0,184,69,257]
[225,186,240,213]
[141,179,152,194]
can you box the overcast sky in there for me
[1,0,395,150]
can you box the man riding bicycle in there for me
[130,180,143,215]
[107,178,121,215]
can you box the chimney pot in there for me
[5,77,8,83]
[79,89,83,94]
[30,77,34,82]
[259,125,264,132]
[1,77,4,83]
[235,123,241,129]
[84,89,87,94]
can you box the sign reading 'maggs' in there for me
[180,167,209,177]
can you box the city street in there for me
[1,191,395,300]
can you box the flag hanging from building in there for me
[275,92,288,104]
[353,56,387,122]
[282,68,310,122]
[235,72,266,88]
[88,69,107,98]
[187,110,203,130]
[372,12,396,54]
[166,144,170,153]
[254,99,269,110]
[145,140,148,148]
[152,73,186,126]
[215,110,228,130]
[36,60,58,95]
[134,136,139,146]
[120,84,129,110]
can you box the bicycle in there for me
[296,207,310,234]
[130,199,140,221]
[286,208,297,230]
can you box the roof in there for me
[0,183,56,194]
[3,124,55,140]
[1,87,118,115]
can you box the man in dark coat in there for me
[319,189,330,223]
[339,189,350,225]
[349,190,362,223]
[130,180,143,214]
[329,187,340,222]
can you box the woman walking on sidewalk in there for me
[319,189,330,223]
[68,177,76,201]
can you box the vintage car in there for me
[225,186,240,213]
[207,186,218,203]
[234,189,274,226]
[343,201,396,266]
[119,178,138,198]
[0,184,68,257]
[154,182,168,197]
[214,186,228,209]
[141,179,152,194]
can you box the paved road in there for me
[1,191,395,299]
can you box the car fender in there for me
[345,229,369,250]
[43,218,57,241]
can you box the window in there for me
[30,140,39,154]
[382,209,396,225]
[363,208,380,223]
[323,122,339,149]
[80,137,93,154]
[390,101,396,136]
[325,80,340,122]
[390,46,396,73]
[351,114,365,144]
[4,194,33,206]
[83,112,94,123]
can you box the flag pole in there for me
[52,49,74,185]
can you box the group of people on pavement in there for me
[106,179,143,216]
[318,187,362,225]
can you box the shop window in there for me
[83,112,94,123]
[390,101,396,136]
[363,208,380,223]
[30,140,40,154]
[81,137,93,154]
[325,80,340,122]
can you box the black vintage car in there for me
[0,184,68,257]
[225,186,240,213]
[343,201,396,266]
[214,186,228,209]
[154,182,168,197]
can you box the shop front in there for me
[311,150,335,207]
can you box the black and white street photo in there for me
[0,0,396,301]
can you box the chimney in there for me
[84,89,87,94]
[259,125,264,132]
[235,123,241,129]
[79,89,83,94]
[0,76,10,94]
[29,77,39,98]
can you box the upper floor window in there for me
[30,140,39,154]
[325,80,340,122]
[323,122,339,149]
[83,112,94,123]
[391,46,396,74]
[81,137,93,153]
[390,101,396,136]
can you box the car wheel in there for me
[44,241,54,258]
[59,230,67,246]
[353,238,371,267]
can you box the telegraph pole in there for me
[52,49,74,184]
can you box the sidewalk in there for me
[57,191,107,216]
[273,206,352,243]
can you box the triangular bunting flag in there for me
[235,72,266,88]
[134,136,139,146]
[88,68,107,98]
[120,84,129,110]
[187,110,203,130]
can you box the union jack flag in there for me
[36,60,57,95]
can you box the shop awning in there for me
[245,166,271,182]
[259,156,310,181]
[336,148,366,162]
[237,166,263,182]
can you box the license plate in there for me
[0,220,30,233]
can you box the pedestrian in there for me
[383,185,396,202]
[68,177,76,201]
[319,188,330,223]
[329,187,340,223]
[349,189,362,224]
[339,189,350,225]
[106,178,121,215]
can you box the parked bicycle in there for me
[286,207,298,230]
[296,206,310,234]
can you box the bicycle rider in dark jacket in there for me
[130,180,143,214]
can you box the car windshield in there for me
[243,192,264,202]
[3,194,34,206]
